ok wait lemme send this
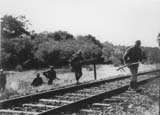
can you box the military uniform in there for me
[43,67,56,85]
[31,73,43,86]
[0,69,6,91]
[70,52,83,84]
[123,41,143,90]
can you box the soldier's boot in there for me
[134,81,143,91]
[128,81,135,90]
[77,71,82,82]
[134,81,138,89]
[76,74,79,84]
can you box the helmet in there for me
[49,66,54,70]
[135,40,141,44]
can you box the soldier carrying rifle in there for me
[43,66,57,85]
[123,40,145,90]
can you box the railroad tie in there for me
[121,92,137,96]
[0,109,39,115]
[39,99,74,104]
[111,96,126,100]
[65,93,92,97]
[23,103,58,109]
[92,103,110,107]
[125,90,137,93]
[80,109,95,113]
[103,98,122,103]
[54,95,82,99]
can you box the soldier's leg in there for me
[77,67,82,82]
[48,79,50,84]
[129,67,137,89]
[0,80,5,91]
[133,66,139,89]
[75,71,79,83]
[78,68,82,80]
[48,78,52,85]
[50,79,53,85]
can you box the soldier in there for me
[123,40,144,90]
[0,69,6,91]
[70,51,83,84]
[43,66,57,85]
[157,33,160,48]
[31,73,43,87]
[156,34,160,69]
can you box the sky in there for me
[0,0,160,47]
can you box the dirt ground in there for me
[105,77,160,115]
[0,64,160,99]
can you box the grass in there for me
[0,63,159,100]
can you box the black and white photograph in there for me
[0,0,160,115]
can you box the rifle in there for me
[116,62,140,71]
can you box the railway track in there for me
[0,69,159,115]
[77,76,160,115]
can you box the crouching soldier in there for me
[70,51,83,84]
[43,66,56,85]
[0,69,6,91]
[31,73,43,87]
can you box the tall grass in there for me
[0,64,159,100]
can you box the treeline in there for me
[1,15,160,70]
[2,31,103,70]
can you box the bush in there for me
[1,36,34,69]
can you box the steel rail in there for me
[0,69,159,110]
[38,72,160,115]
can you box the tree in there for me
[77,34,103,48]
[1,15,30,39]
[49,31,74,41]
[82,43,102,59]
[76,35,103,59]
[102,42,115,61]
[1,36,34,69]
[34,40,59,65]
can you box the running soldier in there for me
[70,51,83,84]
[0,69,6,91]
[43,66,56,85]
[123,40,144,90]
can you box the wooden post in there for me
[93,62,97,80]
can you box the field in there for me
[0,64,159,100]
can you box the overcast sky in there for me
[0,0,160,47]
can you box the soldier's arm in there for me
[43,71,48,77]
[123,48,131,64]
[140,49,146,63]
[31,79,36,86]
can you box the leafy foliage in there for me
[1,14,159,70]
[2,36,33,69]
[1,15,30,39]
